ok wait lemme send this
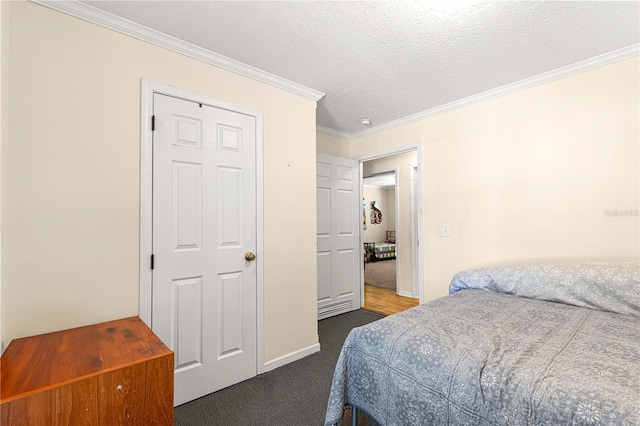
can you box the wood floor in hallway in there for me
[362,284,419,316]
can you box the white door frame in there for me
[138,79,266,374]
[410,164,420,299]
[356,141,424,303]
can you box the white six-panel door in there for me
[316,154,361,319]
[152,93,257,406]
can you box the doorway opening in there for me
[358,145,423,316]
[363,171,397,290]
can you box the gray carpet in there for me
[364,258,396,290]
[174,309,383,425]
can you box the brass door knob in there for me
[245,252,256,261]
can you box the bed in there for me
[325,262,640,425]
[365,231,397,262]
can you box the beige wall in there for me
[317,131,352,157]
[386,188,396,232]
[0,0,8,353]
[2,2,319,362]
[363,186,393,243]
[363,152,417,295]
[352,57,640,301]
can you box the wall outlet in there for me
[441,224,451,237]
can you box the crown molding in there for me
[29,0,638,136]
[316,125,352,140]
[31,0,325,102]
[319,43,640,141]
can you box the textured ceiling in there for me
[82,1,639,136]
[364,172,396,189]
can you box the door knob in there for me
[245,252,256,261]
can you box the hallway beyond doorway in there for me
[362,284,418,316]
[364,259,396,290]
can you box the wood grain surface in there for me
[362,284,419,316]
[1,316,174,425]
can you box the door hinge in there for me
[151,115,155,131]
[150,254,155,270]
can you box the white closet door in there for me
[316,154,360,319]
[152,93,257,406]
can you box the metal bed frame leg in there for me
[352,406,358,426]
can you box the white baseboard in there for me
[262,342,321,373]
[397,289,414,298]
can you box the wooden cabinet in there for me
[1,317,174,425]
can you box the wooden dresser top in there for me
[0,316,172,402]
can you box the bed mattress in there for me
[325,263,640,425]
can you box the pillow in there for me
[449,262,640,317]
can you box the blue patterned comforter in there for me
[325,263,640,425]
